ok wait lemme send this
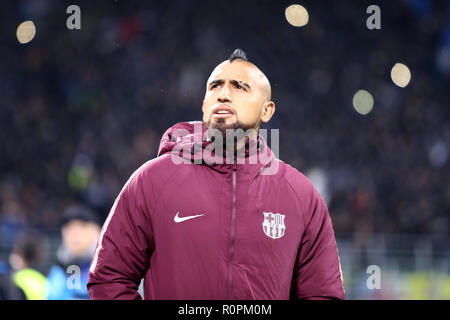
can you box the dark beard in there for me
[204,117,258,139]
[204,116,260,158]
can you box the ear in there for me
[260,101,276,123]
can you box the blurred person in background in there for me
[0,234,46,300]
[0,261,8,299]
[45,203,101,300]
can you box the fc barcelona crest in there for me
[262,212,286,239]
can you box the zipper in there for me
[227,163,237,299]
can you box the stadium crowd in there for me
[0,0,448,298]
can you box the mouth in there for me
[211,104,236,119]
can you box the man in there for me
[1,234,46,300]
[46,203,101,299]
[88,49,344,300]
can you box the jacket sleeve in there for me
[291,187,345,300]
[87,169,154,300]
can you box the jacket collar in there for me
[157,121,278,177]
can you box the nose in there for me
[217,84,232,103]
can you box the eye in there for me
[234,83,247,91]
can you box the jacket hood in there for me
[157,121,277,175]
[157,121,204,158]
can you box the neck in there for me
[224,127,259,158]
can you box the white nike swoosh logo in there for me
[174,212,205,223]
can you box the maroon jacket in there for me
[87,121,344,300]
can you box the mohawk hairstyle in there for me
[229,48,248,62]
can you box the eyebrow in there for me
[235,80,251,90]
[208,79,252,90]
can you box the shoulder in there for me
[132,153,175,177]
[120,154,183,196]
[275,160,321,210]
[273,161,331,227]
[277,160,315,194]
[126,153,177,182]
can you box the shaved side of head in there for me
[226,49,272,101]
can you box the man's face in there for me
[202,60,274,134]
[62,219,100,257]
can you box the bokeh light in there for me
[16,21,36,44]
[353,89,374,115]
[285,4,309,27]
[391,63,411,87]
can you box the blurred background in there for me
[0,0,449,299]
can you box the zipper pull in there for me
[233,162,237,171]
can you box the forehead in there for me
[207,60,265,84]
